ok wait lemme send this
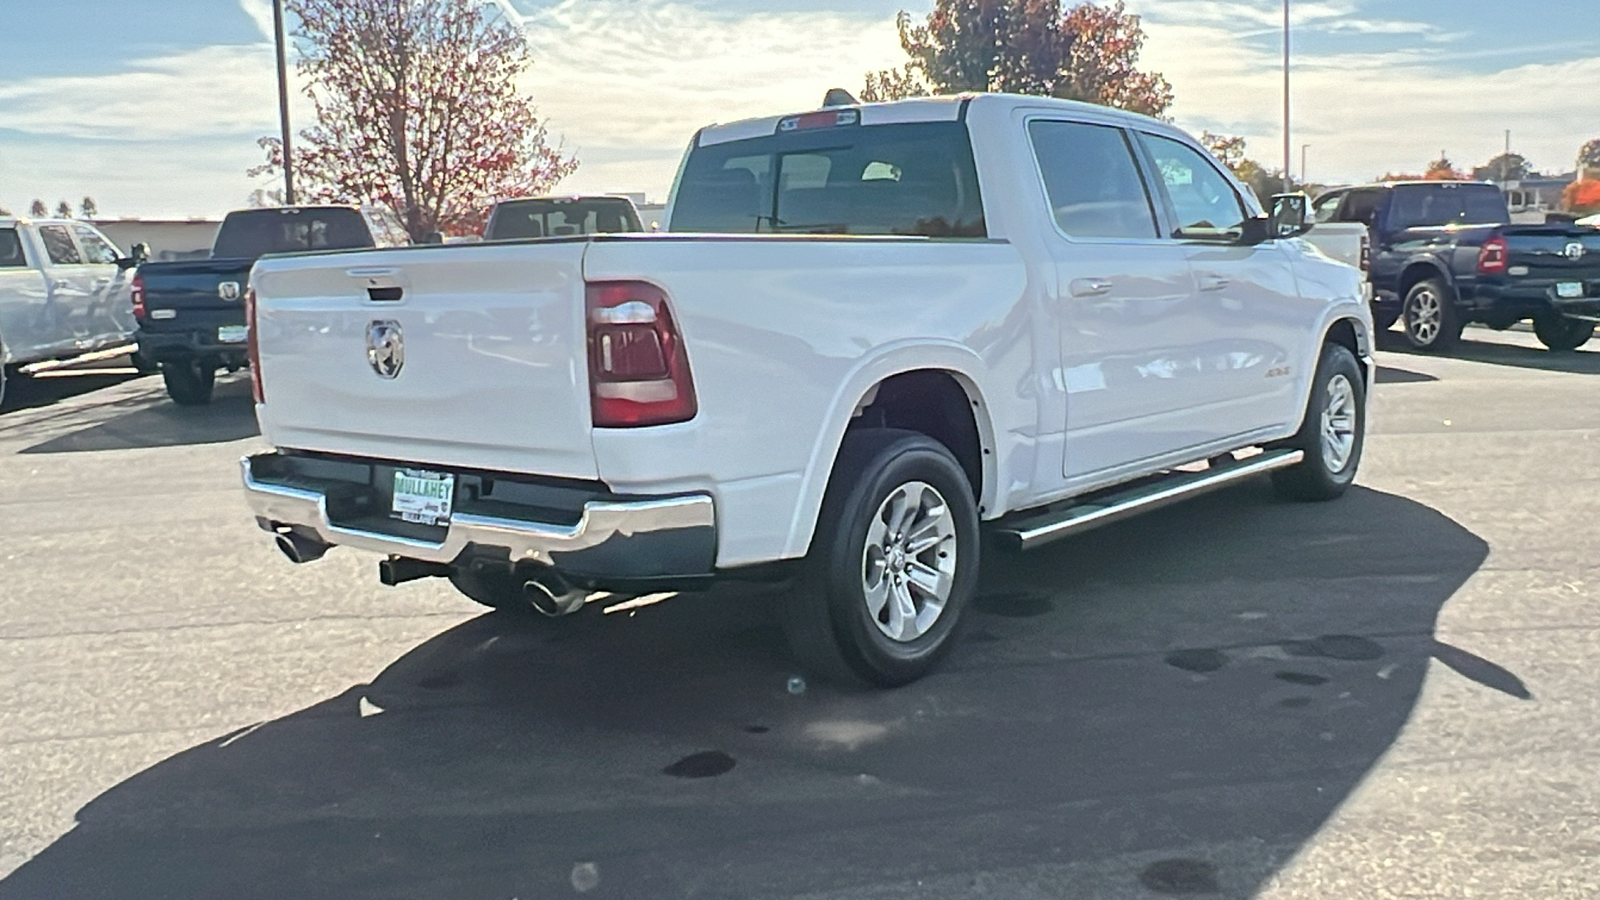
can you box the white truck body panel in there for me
[1299,222,1368,271]
[247,94,1372,570]
[0,218,136,367]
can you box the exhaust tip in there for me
[523,570,587,617]
[275,531,329,564]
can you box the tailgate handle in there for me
[367,286,404,302]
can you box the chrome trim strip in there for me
[1001,449,1304,550]
[241,455,716,567]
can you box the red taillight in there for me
[245,286,264,404]
[130,275,145,320]
[586,281,696,427]
[1478,235,1508,275]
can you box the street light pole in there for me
[272,0,296,205]
[1283,0,1292,189]
[1302,143,1310,186]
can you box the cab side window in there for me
[37,225,83,265]
[1142,134,1247,236]
[1029,120,1158,240]
[72,224,121,265]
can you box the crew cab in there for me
[0,217,141,408]
[134,205,408,405]
[1311,180,1600,351]
[482,195,643,241]
[241,94,1373,686]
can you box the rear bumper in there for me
[137,324,249,364]
[241,452,717,581]
[1460,281,1600,321]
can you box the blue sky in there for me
[1,0,1597,218]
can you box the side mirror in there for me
[115,242,150,269]
[1239,216,1272,246]
[1269,193,1312,238]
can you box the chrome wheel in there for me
[1406,288,1442,346]
[1320,373,1358,473]
[861,480,957,642]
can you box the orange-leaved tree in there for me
[1565,179,1600,215]
[250,0,577,239]
[863,0,1172,118]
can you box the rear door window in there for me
[37,225,82,265]
[1028,120,1158,240]
[670,121,986,237]
[0,229,27,267]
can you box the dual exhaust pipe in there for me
[272,527,585,618]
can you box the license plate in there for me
[217,325,249,343]
[1557,282,1585,299]
[392,470,455,526]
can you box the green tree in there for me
[1579,139,1600,175]
[29,199,47,217]
[1424,154,1465,181]
[1472,152,1531,183]
[54,201,72,218]
[862,0,1172,117]
[80,196,98,218]
[1200,133,1286,205]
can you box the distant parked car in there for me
[133,205,409,405]
[482,196,643,241]
[0,216,142,408]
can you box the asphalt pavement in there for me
[1,330,1597,899]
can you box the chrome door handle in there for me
[50,279,72,289]
[1198,274,1231,292]
[1069,278,1114,297]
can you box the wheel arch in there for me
[784,347,997,559]
[1398,259,1454,302]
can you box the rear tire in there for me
[1272,342,1366,502]
[782,429,979,688]
[1533,315,1594,352]
[1401,278,1462,352]
[161,359,216,406]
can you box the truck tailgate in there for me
[138,258,255,313]
[250,241,598,479]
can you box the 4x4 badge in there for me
[366,320,404,379]
[1566,242,1587,261]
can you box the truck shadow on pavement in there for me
[1376,327,1600,375]
[0,485,1492,900]
[18,378,257,454]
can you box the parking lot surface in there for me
[2,330,1598,899]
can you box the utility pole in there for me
[273,0,296,205]
[1302,144,1310,186]
[1503,129,1512,183]
[1283,0,1292,189]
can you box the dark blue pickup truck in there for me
[133,206,408,404]
[1311,181,1600,351]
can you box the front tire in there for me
[1272,342,1366,502]
[782,429,979,688]
[1533,314,1594,352]
[161,359,216,406]
[1402,278,1462,352]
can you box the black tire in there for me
[782,429,980,688]
[1401,278,1462,352]
[161,359,216,406]
[1533,314,1594,352]
[1373,305,1399,332]
[1272,342,1366,502]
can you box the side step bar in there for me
[995,449,1304,551]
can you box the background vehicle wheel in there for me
[161,360,216,406]
[1401,278,1462,352]
[781,429,979,688]
[1272,342,1366,502]
[1533,315,1594,352]
[0,362,9,411]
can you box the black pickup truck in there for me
[134,205,408,404]
[1311,180,1600,352]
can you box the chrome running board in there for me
[995,449,1304,551]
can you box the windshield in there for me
[485,198,642,240]
[1388,184,1509,229]
[212,208,375,258]
[669,121,986,237]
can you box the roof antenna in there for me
[822,88,859,108]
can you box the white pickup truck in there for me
[242,94,1373,686]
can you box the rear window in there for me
[0,229,25,268]
[212,208,375,258]
[1388,184,1509,229]
[485,198,642,240]
[669,121,986,237]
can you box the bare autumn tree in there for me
[28,200,47,217]
[862,0,1172,118]
[80,196,98,218]
[251,0,578,239]
[54,201,72,218]
[1201,132,1287,205]
[1578,138,1600,175]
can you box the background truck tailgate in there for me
[250,241,598,479]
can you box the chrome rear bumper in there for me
[241,453,716,578]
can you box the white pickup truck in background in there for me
[0,217,142,406]
[242,93,1373,686]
